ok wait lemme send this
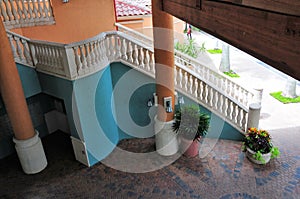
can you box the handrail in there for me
[7,29,253,132]
[115,22,258,108]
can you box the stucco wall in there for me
[12,0,116,43]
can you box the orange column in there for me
[0,21,35,140]
[152,0,175,122]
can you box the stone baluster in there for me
[84,43,91,67]
[138,47,144,69]
[15,1,23,20]
[14,36,25,61]
[218,94,224,114]
[183,72,188,91]
[42,0,49,18]
[3,0,13,21]
[73,47,82,72]
[207,86,212,107]
[127,41,133,63]
[9,0,18,22]
[31,1,39,19]
[144,49,150,71]
[20,1,28,21]
[79,45,87,69]
[27,1,34,21]
[241,110,247,131]
[193,77,198,98]
[177,68,182,89]
[7,34,17,59]
[213,90,218,110]
[37,1,44,18]
[203,84,208,104]
[1,1,9,21]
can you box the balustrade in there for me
[6,29,255,133]
[1,0,55,29]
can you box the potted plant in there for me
[172,105,210,157]
[242,127,280,164]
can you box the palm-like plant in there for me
[172,105,210,141]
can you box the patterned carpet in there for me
[0,128,299,199]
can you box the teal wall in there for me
[73,66,119,166]
[17,64,41,98]
[110,62,156,140]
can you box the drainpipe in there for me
[152,0,178,156]
[0,21,47,174]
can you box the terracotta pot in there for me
[246,147,271,164]
[179,136,200,157]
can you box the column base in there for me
[154,116,178,156]
[13,131,47,174]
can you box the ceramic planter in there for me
[246,147,271,164]
[179,136,200,157]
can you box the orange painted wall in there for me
[12,0,116,43]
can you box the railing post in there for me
[61,47,78,79]
[246,103,261,130]
[253,88,263,105]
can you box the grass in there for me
[270,91,300,104]
[207,49,222,54]
[223,70,240,78]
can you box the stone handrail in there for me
[115,22,260,108]
[1,0,54,29]
[7,29,250,132]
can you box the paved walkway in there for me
[0,131,299,198]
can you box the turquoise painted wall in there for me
[74,66,119,166]
[110,62,156,140]
[17,64,41,98]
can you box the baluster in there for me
[115,36,121,59]
[241,111,248,132]
[73,47,82,72]
[183,72,188,91]
[93,41,99,64]
[199,81,204,101]
[79,45,87,69]
[144,49,150,71]
[207,87,212,107]
[1,1,9,21]
[46,47,52,66]
[100,39,107,62]
[174,67,178,86]
[213,90,218,110]
[177,68,182,88]
[218,94,224,114]
[27,0,34,21]
[3,0,13,21]
[7,34,17,58]
[20,0,29,21]
[37,0,44,18]
[127,41,133,63]
[15,1,24,21]
[109,36,115,59]
[21,39,32,64]
[193,77,198,98]
[138,47,144,69]
[204,84,209,104]
[149,52,155,74]
[228,101,233,121]
[237,108,243,129]
[31,0,39,19]
[233,104,238,123]
[42,0,49,18]
[85,43,91,67]
[120,38,126,60]
[91,42,97,65]
[104,36,110,60]
[9,0,18,22]
[188,75,193,94]
[133,44,139,66]
[14,37,25,61]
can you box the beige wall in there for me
[12,0,116,43]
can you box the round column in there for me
[0,21,47,174]
[152,0,178,156]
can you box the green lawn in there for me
[223,70,240,78]
[270,91,300,104]
[207,49,222,54]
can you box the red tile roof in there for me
[115,0,151,17]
